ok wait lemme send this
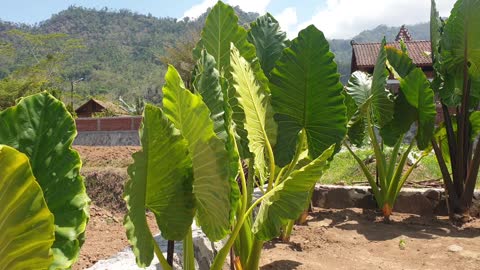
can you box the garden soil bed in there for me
[73,146,480,269]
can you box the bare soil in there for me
[73,146,480,270]
[260,208,480,270]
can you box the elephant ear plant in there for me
[0,145,54,270]
[430,0,480,221]
[123,1,347,270]
[344,39,436,220]
[0,92,90,269]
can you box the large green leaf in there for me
[441,0,480,79]
[193,49,228,141]
[344,72,371,146]
[194,1,269,159]
[380,92,417,146]
[270,25,346,167]
[398,69,436,149]
[0,92,89,269]
[370,38,394,127]
[247,13,288,77]
[386,46,416,79]
[230,44,277,182]
[0,145,54,270]
[470,111,480,139]
[252,146,334,240]
[163,65,231,241]
[345,71,373,109]
[439,0,480,106]
[194,1,267,87]
[193,50,240,226]
[124,105,194,267]
[385,47,436,149]
[430,0,442,64]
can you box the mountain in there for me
[0,6,258,105]
[0,6,430,104]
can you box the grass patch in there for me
[321,147,447,187]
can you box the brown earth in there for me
[260,208,480,270]
[73,146,480,270]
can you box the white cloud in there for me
[294,0,456,39]
[275,7,297,39]
[183,0,271,19]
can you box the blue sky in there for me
[0,0,456,39]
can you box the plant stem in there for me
[211,187,278,270]
[281,130,307,183]
[245,238,264,270]
[274,166,286,187]
[265,134,276,192]
[153,240,173,270]
[344,142,380,200]
[367,112,386,191]
[183,227,195,270]
[167,240,175,267]
[281,220,295,242]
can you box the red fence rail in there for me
[75,116,142,132]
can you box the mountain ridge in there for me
[0,6,430,103]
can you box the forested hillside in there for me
[0,6,429,108]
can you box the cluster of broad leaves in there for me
[0,92,89,269]
[344,37,436,216]
[124,1,346,269]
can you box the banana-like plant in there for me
[344,40,436,220]
[0,92,90,269]
[123,2,347,270]
[430,0,480,221]
[0,145,55,270]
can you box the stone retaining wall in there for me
[312,184,480,216]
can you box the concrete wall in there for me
[74,116,141,146]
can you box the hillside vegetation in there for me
[0,6,430,108]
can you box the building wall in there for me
[74,116,142,146]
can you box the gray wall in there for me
[74,130,139,146]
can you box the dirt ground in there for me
[260,208,480,270]
[73,146,480,270]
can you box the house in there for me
[350,25,433,90]
[75,98,128,118]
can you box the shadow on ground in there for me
[308,208,480,241]
[260,259,302,270]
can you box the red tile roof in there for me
[352,40,432,68]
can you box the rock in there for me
[88,224,229,270]
[448,244,463,253]
[87,237,182,270]
[325,187,354,208]
[394,192,433,215]
[424,189,441,201]
[311,186,328,207]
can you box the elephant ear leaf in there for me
[270,25,346,167]
[0,145,55,270]
[124,105,194,268]
[253,146,334,240]
[440,0,480,106]
[193,49,240,225]
[230,44,277,183]
[398,69,436,149]
[0,92,89,269]
[345,71,373,112]
[163,65,231,241]
[371,38,394,127]
[385,47,436,149]
[247,13,288,77]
